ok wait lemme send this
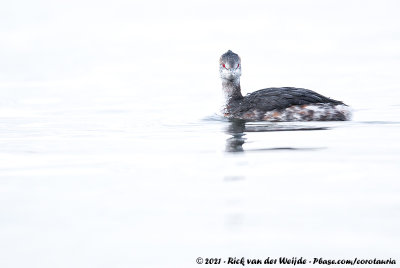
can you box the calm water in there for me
[0,92,399,267]
[1,0,400,267]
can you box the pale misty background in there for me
[0,0,400,267]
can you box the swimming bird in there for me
[219,50,351,121]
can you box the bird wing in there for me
[241,87,344,112]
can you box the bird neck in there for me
[222,78,243,101]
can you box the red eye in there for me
[222,64,226,68]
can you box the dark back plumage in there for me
[228,87,344,114]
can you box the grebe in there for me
[220,50,351,121]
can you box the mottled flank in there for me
[224,104,351,121]
[262,104,352,121]
[219,50,352,121]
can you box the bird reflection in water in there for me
[225,120,247,152]
[225,119,329,153]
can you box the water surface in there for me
[1,94,399,267]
